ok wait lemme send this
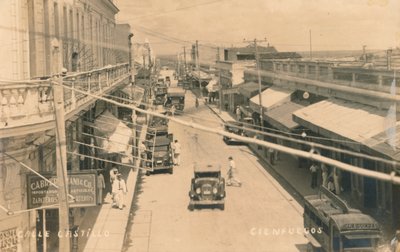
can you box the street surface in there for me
[123,89,308,252]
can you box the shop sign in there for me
[27,172,97,209]
[0,228,18,252]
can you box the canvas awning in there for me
[191,70,212,81]
[94,111,132,155]
[249,87,293,112]
[293,98,400,154]
[206,78,219,92]
[120,85,145,106]
[264,102,304,131]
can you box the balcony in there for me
[0,63,130,138]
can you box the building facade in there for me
[0,0,133,251]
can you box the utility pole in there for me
[128,33,134,84]
[217,47,222,113]
[183,46,187,74]
[196,40,200,91]
[244,38,267,128]
[362,45,367,63]
[51,38,71,251]
[309,29,312,60]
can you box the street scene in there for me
[0,0,399,252]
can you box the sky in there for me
[113,0,400,56]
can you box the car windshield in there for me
[154,145,169,152]
[195,172,220,178]
[342,237,373,249]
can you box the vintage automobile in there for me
[147,111,169,140]
[164,87,185,112]
[188,163,226,211]
[304,186,382,252]
[145,134,174,175]
[223,121,246,144]
[153,83,168,106]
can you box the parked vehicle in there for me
[147,111,169,140]
[188,163,226,211]
[145,134,174,175]
[153,83,168,106]
[223,121,247,144]
[165,87,185,112]
[303,186,382,252]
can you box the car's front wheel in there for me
[219,204,225,211]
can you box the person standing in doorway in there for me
[227,156,241,187]
[112,173,127,210]
[310,162,318,189]
[172,140,181,166]
[97,170,105,205]
[235,106,241,121]
[321,164,328,187]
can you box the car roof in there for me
[148,136,171,146]
[193,163,221,172]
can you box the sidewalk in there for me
[206,102,392,240]
[78,124,148,252]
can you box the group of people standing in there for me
[96,167,127,210]
[310,162,340,194]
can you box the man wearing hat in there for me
[112,173,127,210]
[227,156,241,187]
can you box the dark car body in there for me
[145,134,174,175]
[188,163,226,210]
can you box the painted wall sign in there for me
[27,172,97,209]
[0,228,18,252]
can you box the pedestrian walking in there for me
[170,104,176,116]
[172,139,181,165]
[109,166,118,194]
[390,230,400,252]
[112,173,127,210]
[226,156,241,187]
[310,163,318,189]
[195,97,199,108]
[97,170,105,205]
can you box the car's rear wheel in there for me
[220,204,225,211]
[146,170,151,176]
[169,167,173,174]
[188,204,194,211]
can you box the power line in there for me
[52,80,400,184]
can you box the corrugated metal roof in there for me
[293,99,400,159]
[264,102,304,130]
[249,87,292,111]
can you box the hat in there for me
[228,156,233,160]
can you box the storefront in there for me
[292,97,397,223]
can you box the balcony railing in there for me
[0,63,130,133]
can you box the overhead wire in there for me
[50,80,400,184]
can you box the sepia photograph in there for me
[0,0,399,251]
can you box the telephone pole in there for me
[244,38,267,128]
[196,40,200,90]
[51,38,71,251]
[217,47,222,113]
[183,46,187,74]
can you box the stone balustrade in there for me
[0,63,130,135]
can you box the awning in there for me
[206,79,220,92]
[222,86,239,95]
[249,87,293,112]
[264,102,304,131]
[191,70,212,81]
[120,85,145,106]
[94,111,132,154]
[237,82,267,98]
[293,98,398,153]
